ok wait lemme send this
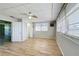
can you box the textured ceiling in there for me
[0,3,63,22]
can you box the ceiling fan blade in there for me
[32,15,38,18]
[10,16,16,19]
[10,16,22,22]
[20,12,38,19]
[10,16,19,19]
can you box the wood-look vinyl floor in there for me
[0,38,62,56]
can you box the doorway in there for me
[27,22,33,39]
[0,24,4,45]
[0,20,11,45]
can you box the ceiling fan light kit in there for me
[21,11,38,19]
[29,16,32,19]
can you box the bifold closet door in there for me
[12,22,22,42]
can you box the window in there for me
[61,18,67,33]
[35,23,48,31]
[57,17,67,33]
[57,4,79,37]
[35,23,41,31]
[67,8,79,37]
[57,20,61,32]
[56,8,67,34]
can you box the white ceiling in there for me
[0,3,63,22]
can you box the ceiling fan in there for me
[21,12,38,19]
[10,16,22,22]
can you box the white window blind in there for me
[57,17,67,33]
[67,8,79,37]
[56,4,79,37]
[57,8,67,34]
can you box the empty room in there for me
[0,3,79,56]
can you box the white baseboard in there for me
[56,38,64,56]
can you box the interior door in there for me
[0,20,11,43]
[12,22,22,41]
[0,24,4,44]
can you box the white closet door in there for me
[12,22,22,42]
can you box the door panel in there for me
[0,24,4,45]
[0,20,11,43]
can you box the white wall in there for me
[33,22,56,39]
[22,18,34,39]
